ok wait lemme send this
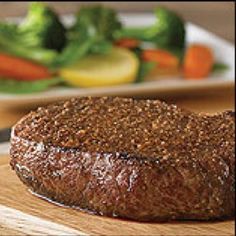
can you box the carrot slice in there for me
[142,49,179,69]
[0,53,51,81]
[183,44,214,79]
[115,38,140,49]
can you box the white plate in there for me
[0,142,9,155]
[0,13,235,109]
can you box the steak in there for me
[10,97,235,221]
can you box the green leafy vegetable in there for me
[71,5,122,41]
[116,7,185,49]
[0,22,19,40]
[212,63,229,73]
[90,40,113,54]
[0,22,58,66]
[55,5,122,67]
[0,77,62,94]
[164,46,185,62]
[53,38,95,68]
[136,61,156,83]
[19,2,67,51]
[131,47,156,83]
[0,4,63,66]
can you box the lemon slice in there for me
[60,47,139,87]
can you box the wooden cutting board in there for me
[0,155,234,236]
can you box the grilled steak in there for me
[10,97,235,221]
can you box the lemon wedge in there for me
[60,47,139,87]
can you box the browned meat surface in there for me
[10,97,235,221]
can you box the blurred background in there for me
[0,2,235,131]
[0,2,235,42]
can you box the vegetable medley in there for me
[0,3,228,94]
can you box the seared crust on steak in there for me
[10,97,235,221]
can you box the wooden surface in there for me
[0,156,234,236]
[0,90,235,235]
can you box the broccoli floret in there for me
[71,5,122,41]
[69,5,122,54]
[0,22,18,39]
[54,5,122,67]
[0,22,58,66]
[19,2,67,51]
[117,7,185,49]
